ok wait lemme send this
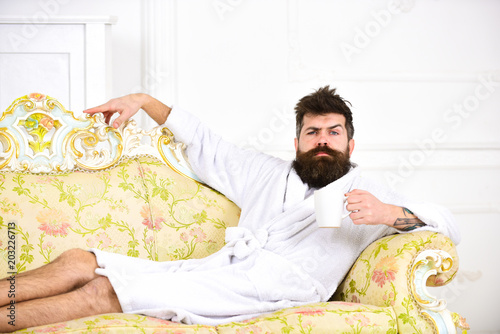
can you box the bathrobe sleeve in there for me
[354,176,461,245]
[163,106,284,208]
[398,200,461,245]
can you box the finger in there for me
[349,212,364,224]
[346,194,363,205]
[83,104,110,114]
[112,113,130,129]
[346,203,360,212]
[346,189,370,197]
[350,210,374,225]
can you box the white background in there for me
[1,0,499,332]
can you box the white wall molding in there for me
[138,0,177,129]
[262,147,500,170]
[310,71,500,83]
[141,0,177,103]
[356,142,500,151]
[0,16,118,24]
[447,203,500,215]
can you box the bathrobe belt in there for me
[225,227,269,260]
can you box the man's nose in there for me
[316,133,328,146]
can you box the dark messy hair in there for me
[294,86,354,140]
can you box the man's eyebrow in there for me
[303,124,344,132]
[328,124,343,130]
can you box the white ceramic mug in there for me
[314,187,350,228]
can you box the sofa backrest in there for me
[0,94,240,275]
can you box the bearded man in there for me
[0,86,460,331]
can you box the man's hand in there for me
[345,189,426,230]
[83,93,171,129]
[84,94,146,129]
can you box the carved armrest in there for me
[332,231,469,333]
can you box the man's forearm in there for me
[387,206,426,231]
[136,93,172,125]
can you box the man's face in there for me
[294,113,354,156]
[292,113,355,188]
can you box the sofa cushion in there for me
[216,302,397,333]
[18,303,397,333]
[18,313,217,333]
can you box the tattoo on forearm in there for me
[393,208,426,231]
[403,208,414,216]
[393,218,426,231]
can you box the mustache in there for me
[298,146,342,158]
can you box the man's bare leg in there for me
[0,249,99,306]
[0,276,122,332]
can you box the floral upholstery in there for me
[0,156,240,275]
[11,304,397,333]
[13,314,218,334]
[332,231,460,333]
[0,94,468,333]
[141,158,240,261]
[217,303,397,334]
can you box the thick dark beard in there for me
[292,145,352,189]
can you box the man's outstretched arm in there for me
[84,93,172,129]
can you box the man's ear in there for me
[294,137,298,152]
[348,139,355,157]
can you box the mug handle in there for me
[342,195,351,219]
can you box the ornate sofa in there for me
[0,94,469,333]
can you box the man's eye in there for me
[307,131,316,135]
[330,131,339,135]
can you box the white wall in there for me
[1,0,499,332]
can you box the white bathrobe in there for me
[92,106,461,326]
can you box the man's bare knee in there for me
[79,277,122,314]
[57,249,99,283]
[58,248,94,263]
